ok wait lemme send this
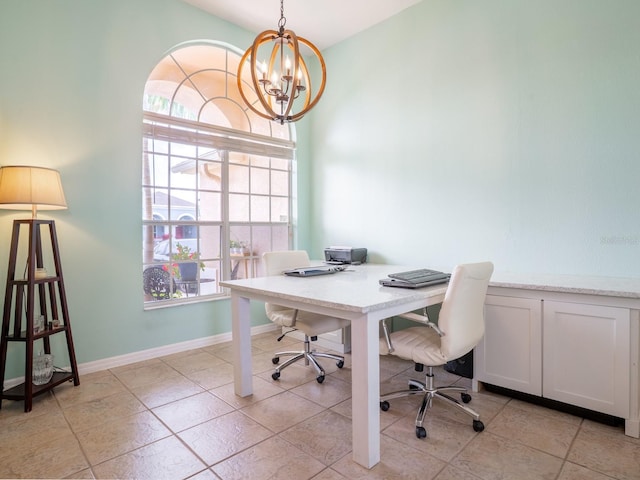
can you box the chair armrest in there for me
[381,318,395,353]
[266,305,299,329]
[382,310,445,354]
[276,309,299,341]
[397,312,445,337]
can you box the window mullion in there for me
[221,150,231,281]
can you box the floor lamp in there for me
[0,165,79,412]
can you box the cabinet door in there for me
[543,301,630,417]
[475,295,542,395]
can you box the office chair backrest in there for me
[262,250,311,326]
[438,261,494,360]
[263,250,311,276]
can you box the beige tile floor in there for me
[1,331,639,479]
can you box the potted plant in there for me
[164,242,205,281]
[230,240,248,255]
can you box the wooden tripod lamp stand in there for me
[0,165,79,412]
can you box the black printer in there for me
[324,247,368,265]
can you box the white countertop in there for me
[490,272,640,299]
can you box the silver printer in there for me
[324,247,367,265]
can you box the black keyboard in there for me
[388,268,445,282]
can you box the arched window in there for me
[142,42,295,305]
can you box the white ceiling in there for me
[181,0,423,50]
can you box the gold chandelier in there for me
[237,0,326,124]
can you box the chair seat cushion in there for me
[268,309,350,336]
[380,326,447,367]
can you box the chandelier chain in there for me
[278,0,287,31]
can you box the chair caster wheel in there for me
[272,371,280,381]
[336,360,344,368]
[272,357,280,365]
[416,426,427,439]
[380,401,390,412]
[473,420,484,432]
[409,384,420,391]
[461,393,472,403]
[316,375,325,384]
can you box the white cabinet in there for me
[475,285,638,437]
[543,301,630,417]
[475,295,542,395]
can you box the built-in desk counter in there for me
[475,272,640,438]
[490,272,640,299]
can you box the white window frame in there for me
[142,42,296,307]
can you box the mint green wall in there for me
[308,0,640,276]
[1,0,638,379]
[0,0,296,378]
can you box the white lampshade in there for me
[0,166,67,217]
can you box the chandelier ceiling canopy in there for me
[237,0,326,124]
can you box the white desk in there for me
[220,264,448,468]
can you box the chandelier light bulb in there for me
[284,56,291,76]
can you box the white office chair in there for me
[379,261,494,439]
[263,250,349,383]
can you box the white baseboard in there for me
[2,324,278,391]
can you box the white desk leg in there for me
[350,315,381,468]
[231,292,253,397]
